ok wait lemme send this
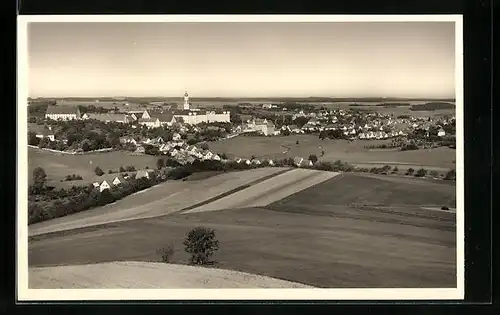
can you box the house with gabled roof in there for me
[251,159,261,165]
[138,117,161,128]
[293,157,305,167]
[172,132,182,141]
[202,150,214,160]
[99,180,112,192]
[170,148,179,157]
[212,154,221,161]
[112,176,126,186]
[135,145,145,154]
[45,106,81,121]
[30,124,56,142]
[83,113,129,123]
[136,169,154,180]
[151,113,177,126]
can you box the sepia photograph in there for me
[17,15,463,301]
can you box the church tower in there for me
[183,91,190,110]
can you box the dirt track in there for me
[29,261,313,289]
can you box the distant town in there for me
[27,91,456,224]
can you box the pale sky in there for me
[28,22,456,98]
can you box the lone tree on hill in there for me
[94,166,104,176]
[183,227,220,265]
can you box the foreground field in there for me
[29,173,456,288]
[208,136,456,170]
[30,261,312,289]
[28,147,158,185]
[29,167,290,236]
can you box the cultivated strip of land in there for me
[29,168,290,237]
[183,169,340,214]
[29,261,313,289]
[181,168,292,211]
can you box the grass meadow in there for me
[29,173,456,288]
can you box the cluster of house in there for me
[92,169,156,192]
[44,91,231,127]
[121,135,224,165]
[236,108,452,139]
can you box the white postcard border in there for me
[16,14,464,301]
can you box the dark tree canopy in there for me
[183,227,220,265]
[32,167,47,187]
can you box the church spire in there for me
[183,90,190,110]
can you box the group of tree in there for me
[77,105,113,114]
[28,170,166,224]
[65,174,83,181]
[157,226,220,265]
[319,129,344,140]
[157,157,182,170]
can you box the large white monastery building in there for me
[137,91,230,127]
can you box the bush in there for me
[430,170,439,178]
[167,167,192,180]
[401,143,419,151]
[157,158,165,170]
[119,166,126,173]
[308,154,318,164]
[392,166,399,173]
[156,244,175,263]
[183,226,220,265]
[406,168,415,176]
[441,206,450,210]
[444,169,456,180]
[94,166,104,176]
[125,165,136,172]
[415,168,428,177]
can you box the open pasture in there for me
[268,172,457,218]
[208,135,456,169]
[29,172,456,288]
[28,147,158,185]
[30,261,312,289]
[28,167,290,236]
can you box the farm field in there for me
[28,147,159,185]
[208,135,456,170]
[184,169,339,214]
[28,167,291,236]
[30,261,312,289]
[29,172,456,288]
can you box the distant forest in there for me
[409,102,455,111]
